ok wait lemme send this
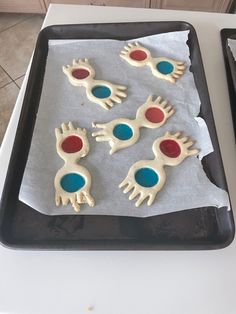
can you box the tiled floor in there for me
[0,13,44,145]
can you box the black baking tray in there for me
[0,22,234,250]
[221,28,236,138]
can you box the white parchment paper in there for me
[19,31,230,217]
[228,38,236,61]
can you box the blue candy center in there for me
[113,124,133,140]
[60,173,85,193]
[135,168,159,188]
[92,85,111,99]
[156,61,174,75]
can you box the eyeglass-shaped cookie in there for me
[63,59,127,110]
[119,132,199,207]
[120,42,185,84]
[92,95,175,154]
[54,122,95,212]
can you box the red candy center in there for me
[160,140,181,158]
[129,50,147,61]
[61,136,83,153]
[145,107,165,123]
[72,68,90,79]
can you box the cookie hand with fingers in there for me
[152,131,199,166]
[149,57,185,83]
[120,42,152,67]
[136,95,175,129]
[87,80,127,110]
[55,122,89,162]
[62,58,95,87]
[119,160,166,207]
[54,165,95,213]
[92,118,139,155]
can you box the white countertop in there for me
[0,4,236,314]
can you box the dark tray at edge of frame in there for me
[221,28,236,138]
[0,21,234,250]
